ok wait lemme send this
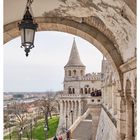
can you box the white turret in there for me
[64,38,85,79]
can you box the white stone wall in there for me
[64,80,101,95]
[65,66,85,78]
[95,108,117,140]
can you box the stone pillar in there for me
[74,101,76,122]
[58,100,64,130]
[104,86,107,107]
[67,101,70,127]
[65,101,68,126]
[81,100,84,115]
[101,87,104,105]
[101,88,104,103]
[106,86,108,108]
[75,101,78,118]
[111,84,115,115]
[78,100,81,116]
[70,101,74,125]
[69,101,72,127]
[116,93,126,140]
[113,86,118,115]
[63,101,66,120]
[108,85,112,109]
[66,101,68,116]
[107,86,110,109]
[60,100,63,118]
[125,99,135,140]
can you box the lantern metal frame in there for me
[18,0,38,57]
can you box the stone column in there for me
[75,101,78,118]
[108,85,112,109]
[63,101,66,120]
[125,99,134,140]
[110,86,113,109]
[105,86,108,107]
[70,101,74,125]
[111,84,115,115]
[116,92,126,140]
[103,88,105,105]
[73,101,76,122]
[68,101,72,127]
[60,100,63,118]
[65,101,68,125]
[113,86,118,115]
[58,100,64,131]
[78,100,81,116]
[60,100,64,120]
[66,101,68,116]
[106,86,110,109]
[104,86,107,107]
[67,101,69,126]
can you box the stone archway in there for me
[4,17,123,90]
[4,1,136,139]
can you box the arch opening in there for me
[4,17,123,92]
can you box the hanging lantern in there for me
[18,1,38,57]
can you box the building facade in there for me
[58,39,102,133]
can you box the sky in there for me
[1,2,140,140]
[4,31,103,92]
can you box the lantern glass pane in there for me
[21,29,25,44]
[25,29,35,44]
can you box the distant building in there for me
[58,39,102,133]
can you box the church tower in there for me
[64,38,85,78]
[58,38,101,134]
[64,38,86,94]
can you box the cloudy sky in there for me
[4,31,103,92]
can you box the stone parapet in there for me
[101,104,117,127]
[95,107,117,140]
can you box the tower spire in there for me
[65,38,85,68]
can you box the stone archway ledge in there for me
[119,57,136,73]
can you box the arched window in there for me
[80,88,83,94]
[85,88,88,94]
[88,88,90,94]
[73,70,76,76]
[73,88,75,94]
[98,99,100,102]
[68,87,72,94]
[92,100,94,102]
[81,70,83,76]
[68,70,71,76]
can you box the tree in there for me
[8,102,30,139]
[39,93,59,131]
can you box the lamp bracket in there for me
[27,0,33,7]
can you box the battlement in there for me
[64,72,101,82]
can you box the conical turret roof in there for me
[65,38,85,68]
